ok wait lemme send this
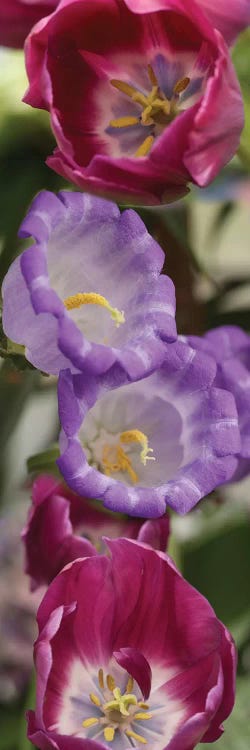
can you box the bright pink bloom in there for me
[24,0,244,205]
[27,538,236,750]
[197,0,250,46]
[23,474,170,590]
[0,0,57,48]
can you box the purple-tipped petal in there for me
[2,191,177,381]
[57,339,240,517]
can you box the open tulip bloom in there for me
[27,538,237,750]
[2,190,176,381]
[57,339,241,518]
[23,0,245,205]
[23,474,170,590]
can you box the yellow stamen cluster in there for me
[64,292,125,328]
[102,429,155,484]
[109,64,190,157]
[82,668,152,744]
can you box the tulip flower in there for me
[23,474,170,589]
[27,538,237,750]
[23,0,244,205]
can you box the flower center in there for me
[101,429,155,484]
[82,668,152,744]
[109,64,190,157]
[64,292,125,328]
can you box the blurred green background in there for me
[0,30,250,750]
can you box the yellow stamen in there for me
[109,116,140,128]
[135,135,154,158]
[82,717,100,728]
[173,76,190,95]
[126,676,134,693]
[126,730,147,744]
[107,674,116,691]
[90,693,101,707]
[147,64,158,87]
[138,702,149,709]
[120,430,155,466]
[98,668,104,689]
[104,727,115,742]
[102,444,139,484]
[134,712,153,720]
[140,105,154,125]
[110,79,146,105]
[64,292,125,328]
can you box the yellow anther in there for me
[120,430,155,466]
[98,668,104,689]
[138,702,149,709]
[104,727,115,742]
[90,693,101,707]
[135,135,155,157]
[64,293,125,328]
[110,79,146,103]
[109,116,140,128]
[147,64,158,87]
[82,717,100,728]
[126,676,134,693]
[134,712,153,720]
[126,730,147,744]
[173,76,190,95]
[102,444,138,484]
[107,674,116,691]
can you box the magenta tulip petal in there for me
[114,647,152,698]
[196,0,250,45]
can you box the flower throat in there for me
[109,64,190,157]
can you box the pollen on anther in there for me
[82,717,99,728]
[98,668,104,689]
[126,729,147,744]
[107,674,116,691]
[126,675,134,693]
[104,727,115,742]
[134,712,153,720]
[90,692,101,707]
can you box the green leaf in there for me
[27,445,60,476]
[180,511,250,626]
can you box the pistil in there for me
[64,292,125,328]
[101,429,155,484]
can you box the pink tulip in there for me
[27,538,237,750]
[24,0,244,204]
[197,0,250,46]
[23,474,170,589]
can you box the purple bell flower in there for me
[57,339,240,518]
[2,190,176,382]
